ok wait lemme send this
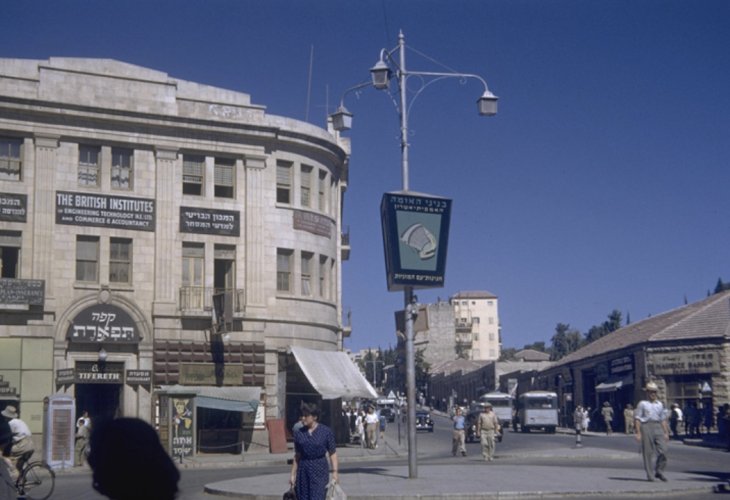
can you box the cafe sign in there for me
[66,303,140,344]
[648,351,720,375]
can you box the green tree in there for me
[499,347,518,361]
[549,323,583,360]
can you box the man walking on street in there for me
[601,402,614,435]
[476,402,500,462]
[452,407,466,456]
[634,381,670,482]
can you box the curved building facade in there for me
[0,58,351,450]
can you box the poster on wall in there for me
[171,397,194,458]
[380,191,452,291]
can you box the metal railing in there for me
[178,287,245,313]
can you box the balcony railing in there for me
[178,287,245,314]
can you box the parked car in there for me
[414,410,434,432]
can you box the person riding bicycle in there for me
[0,419,16,500]
[1,406,35,476]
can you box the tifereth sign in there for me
[381,192,452,291]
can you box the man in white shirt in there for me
[1,405,35,475]
[634,382,670,482]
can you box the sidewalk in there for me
[198,430,728,499]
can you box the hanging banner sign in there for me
[380,192,452,291]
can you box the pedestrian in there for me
[573,405,584,436]
[355,410,365,448]
[289,402,338,500]
[364,406,379,449]
[75,410,91,466]
[0,419,16,500]
[634,381,670,482]
[476,402,501,462]
[87,417,180,500]
[582,407,591,432]
[378,412,386,444]
[1,405,35,476]
[669,404,680,439]
[623,404,634,434]
[601,402,614,435]
[451,407,466,457]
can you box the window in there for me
[78,145,100,187]
[473,317,480,324]
[109,238,132,284]
[318,171,328,213]
[76,236,99,282]
[183,154,204,195]
[277,249,292,292]
[111,147,133,190]
[0,231,21,278]
[182,243,205,309]
[182,244,204,287]
[0,137,22,181]
[301,252,313,295]
[276,161,292,204]
[319,255,328,298]
[214,157,234,198]
[300,165,312,208]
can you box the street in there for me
[52,411,730,499]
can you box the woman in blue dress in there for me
[289,403,339,500]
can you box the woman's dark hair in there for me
[300,402,321,420]
[88,417,180,500]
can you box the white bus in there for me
[516,391,559,433]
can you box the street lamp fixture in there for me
[330,30,497,479]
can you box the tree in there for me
[522,341,547,352]
[585,310,622,344]
[714,278,730,294]
[499,347,518,361]
[549,323,583,361]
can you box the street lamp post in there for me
[331,30,497,479]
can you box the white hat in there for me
[1,405,18,419]
[645,382,659,392]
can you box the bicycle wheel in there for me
[19,462,55,500]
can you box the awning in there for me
[595,376,633,393]
[158,385,260,412]
[291,347,378,400]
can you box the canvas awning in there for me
[595,376,633,393]
[291,347,378,400]
[158,385,260,412]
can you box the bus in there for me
[516,391,558,433]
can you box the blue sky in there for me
[3,1,729,353]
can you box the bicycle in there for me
[15,459,55,500]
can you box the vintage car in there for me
[415,410,434,432]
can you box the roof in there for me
[430,358,490,375]
[451,290,498,300]
[550,291,730,368]
[514,349,551,362]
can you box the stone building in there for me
[533,290,730,431]
[0,58,372,455]
[451,290,501,360]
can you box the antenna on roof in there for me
[305,45,314,122]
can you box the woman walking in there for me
[290,402,339,500]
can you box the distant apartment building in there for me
[451,290,500,361]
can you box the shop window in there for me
[214,157,234,198]
[109,238,132,284]
[183,154,204,195]
[0,137,22,181]
[111,147,133,190]
[76,235,99,282]
[78,145,101,187]
[0,231,21,278]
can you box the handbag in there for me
[283,487,296,500]
[326,480,347,500]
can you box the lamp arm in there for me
[403,73,493,120]
[337,80,372,109]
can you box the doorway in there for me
[75,383,122,423]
